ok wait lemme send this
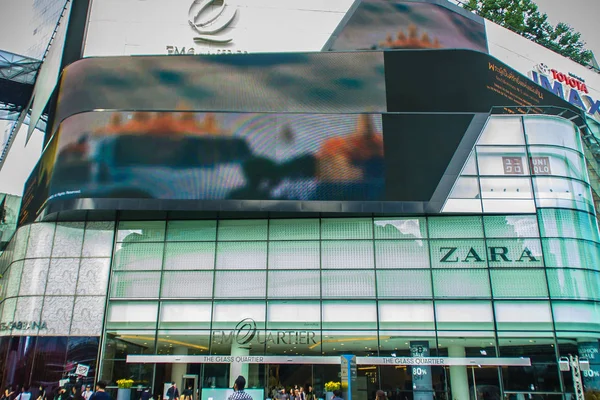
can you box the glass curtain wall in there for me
[100,209,600,400]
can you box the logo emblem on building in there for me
[535,62,550,75]
[234,318,257,345]
[188,0,237,43]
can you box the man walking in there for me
[228,377,252,400]
[89,382,111,400]
[166,383,179,400]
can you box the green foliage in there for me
[462,0,593,66]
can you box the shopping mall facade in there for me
[2,1,600,400]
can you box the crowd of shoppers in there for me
[1,382,111,400]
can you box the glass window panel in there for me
[378,301,435,329]
[321,218,373,239]
[106,301,158,329]
[216,241,267,269]
[461,150,478,175]
[484,239,544,267]
[267,270,320,298]
[552,301,600,332]
[322,240,374,269]
[542,238,600,270]
[212,301,266,329]
[321,330,379,356]
[159,301,212,329]
[164,242,215,270]
[528,146,587,180]
[267,301,320,329]
[432,269,491,298]
[435,301,494,330]
[494,301,553,330]
[5,261,23,297]
[448,177,480,199]
[375,240,429,268]
[547,269,600,300]
[533,177,593,211]
[484,215,539,238]
[490,269,549,298]
[71,296,106,335]
[217,220,268,241]
[41,296,74,336]
[26,223,56,259]
[268,241,320,270]
[322,270,375,298]
[0,298,16,322]
[442,198,482,213]
[110,271,161,298]
[428,216,483,238]
[376,270,432,298]
[14,296,44,335]
[482,199,536,213]
[322,301,377,329]
[480,177,533,199]
[113,243,164,270]
[18,258,49,296]
[476,146,529,175]
[374,217,427,239]
[161,271,214,298]
[13,225,30,261]
[52,222,85,258]
[117,221,165,242]
[156,330,210,355]
[430,239,487,268]
[82,221,115,257]
[538,209,600,241]
[477,116,525,145]
[45,258,80,295]
[269,219,319,240]
[166,220,216,241]
[524,115,581,151]
[104,330,157,357]
[77,258,111,296]
[213,271,266,298]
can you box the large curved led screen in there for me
[51,111,385,201]
[20,49,588,224]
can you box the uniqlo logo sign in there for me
[502,157,524,175]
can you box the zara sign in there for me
[439,246,540,263]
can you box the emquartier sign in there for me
[211,318,317,346]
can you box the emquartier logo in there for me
[212,318,318,346]
[188,0,237,44]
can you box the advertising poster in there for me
[327,0,487,52]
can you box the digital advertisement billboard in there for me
[326,0,487,52]
[20,49,585,225]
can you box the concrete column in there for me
[171,346,189,385]
[229,343,249,387]
[448,345,470,400]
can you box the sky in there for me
[536,0,600,64]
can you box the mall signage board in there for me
[529,63,600,121]
[126,355,532,366]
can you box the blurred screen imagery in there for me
[328,0,487,52]
[48,112,385,203]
